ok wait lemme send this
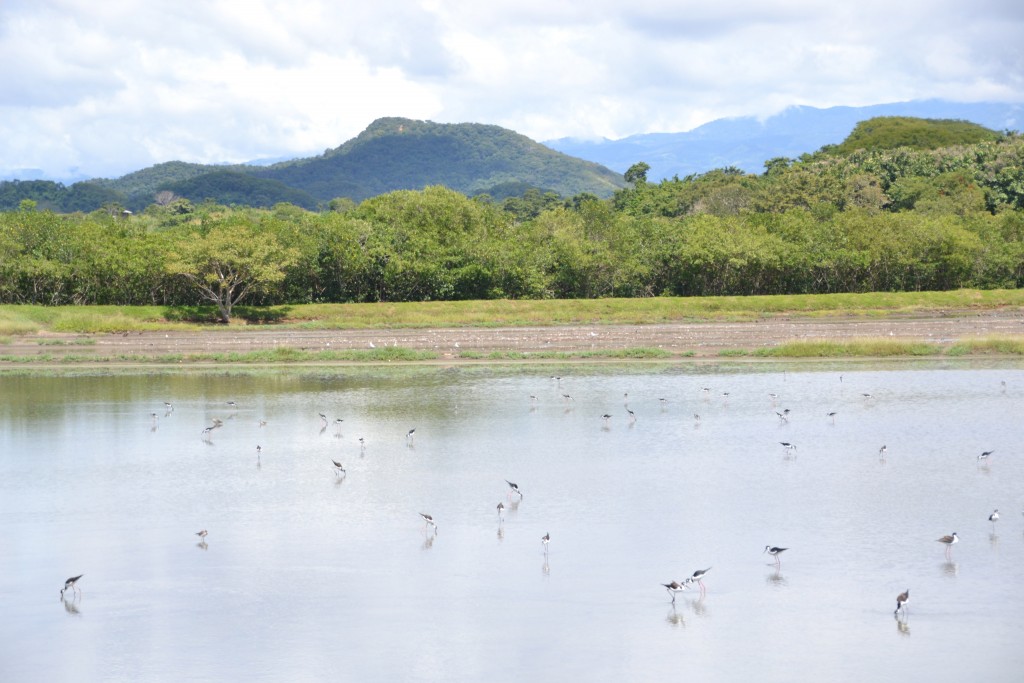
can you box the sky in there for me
[2,0,1023,180]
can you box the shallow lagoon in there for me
[2,362,1023,682]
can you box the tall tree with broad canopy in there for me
[166,223,298,323]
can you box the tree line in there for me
[1,131,1022,318]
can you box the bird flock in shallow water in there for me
[62,377,1015,626]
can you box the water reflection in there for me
[62,597,82,617]
[4,365,1024,682]
[895,614,910,637]
[665,606,685,628]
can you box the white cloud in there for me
[0,0,1021,178]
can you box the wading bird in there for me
[764,546,788,566]
[505,480,523,499]
[662,580,687,603]
[60,574,83,600]
[687,567,712,594]
[420,513,437,532]
[937,532,959,558]
[895,589,910,615]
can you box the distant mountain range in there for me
[545,100,1023,181]
[3,100,1023,212]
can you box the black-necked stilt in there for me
[780,442,796,452]
[693,413,701,423]
[878,445,887,459]
[978,450,994,463]
[505,480,523,498]
[937,532,959,557]
[497,502,505,521]
[258,419,267,427]
[862,393,873,399]
[894,589,909,615]
[201,426,214,439]
[626,408,636,422]
[827,411,837,423]
[776,411,789,423]
[60,574,83,600]
[358,437,366,451]
[602,414,612,426]
[562,394,574,402]
[662,580,687,603]
[420,513,437,532]
[541,532,550,551]
[319,413,327,423]
[164,402,173,411]
[988,509,999,530]
[195,529,208,539]
[226,401,237,408]
[764,546,788,565]
[687,567,711,593]
[332,460,346,477]
[406,428,416,444]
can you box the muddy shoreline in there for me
[4,309,1023,363]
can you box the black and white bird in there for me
[978,450,994,463]
[687,567,712,593]
[420,513,437,532]
[406,428,416,444]
[497,502,505,521]
[541,532,550,551]
[505,480,523,499]
[988,509,1000,530]
[764,546,788,565]
[937,532,959,557]
[894,589,910,615]
[195,529,208,540]
[60,574,83,600]
[332,460,346,477]
[662,580,687,603]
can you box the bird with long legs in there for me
[894,589,910,616]
[764,546,788,567]
[988,509,999,531]
[662,580,687,604]
[420,513,437,533]
[406,428,416,445]
[977,450,994,465]
[60,574,83,601]
[937,532,959,559]
[541,532,550,553]
[332,460,346,478]
[497,502,505,522]
[505,480,523,499]
[686,567,711,594]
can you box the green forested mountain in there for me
[160,170,319,210]
[827,117,1001,155]
[0,119,626,211]
[252,117,626,201]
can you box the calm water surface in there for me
[2,362,1023,682]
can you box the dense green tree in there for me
[165,221,299,322]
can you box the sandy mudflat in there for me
[4,308,1023,363]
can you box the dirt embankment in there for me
[5,309,1023,362]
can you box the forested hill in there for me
[251,118,626,202]
[0,119,626,212]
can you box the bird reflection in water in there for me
[942,561,959,578]
[496,525,504,542]
[62,597,82,616]
[894,612,910,636]
[196,540,208,551]
[422,534,435,551]
[766,569,787,587]
[665,605,685,628]
[542,558,550,576]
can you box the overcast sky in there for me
[3,0,1022,179]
